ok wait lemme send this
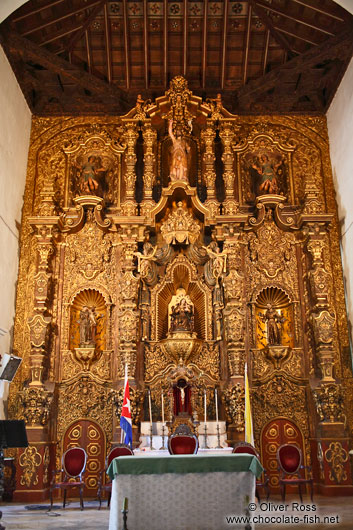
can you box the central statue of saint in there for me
[168,287,194,334]
[168,119,190,183]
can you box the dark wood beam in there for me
[12,0,66,23]
[122,0,130,90]
[163,0,168,88]
[104,3,112,83]
[66,0,107,53]
[247,0,294,57]
[243,4,252,85]
[143,0,149,89]
[183,0,188,77]
[236,26,353,108]
[290,0,345,22]
[85,29,93,74]
[255,1,335,37]
[262,29,270,75]
[274,27,319,47]
[202,0,208,89]
[39,25,82,47]
[0,29,129,106]
[220,0,229,90]
[21,1,102,37]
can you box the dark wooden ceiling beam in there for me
[243,4,252,85]
[12,0,66,23]
[275,26,319,46]
[221,0,229,90]
[290,0,345,22]
[85,29,93,74]
[103,3,112,83]
[1,29,129,106]
[247,0,294,57]
[163,0,168,88]
[21,1,103,37]
[40,25,82,47]
[255,1,335,36]
[66,0,107,53]
[236,26,353,107]
[143,0,149,89]
[202,0,208,89]
[262,29,270,75]
[122,0,130,90]
[183,0,188,77]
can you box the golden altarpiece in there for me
[8,76,353,500]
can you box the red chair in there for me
[168,424,198,455]
[276,444,313,502]
[232,442,270,501]
[97,444,133,509]
[50,447,87,510]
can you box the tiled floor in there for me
[1,494,352,530]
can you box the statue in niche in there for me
[78,305,101,346]
[168,287,194,334]
[260,304,285,345]
[75,155,106,195]
[168,119,190,182]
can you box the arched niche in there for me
[254,287,294,349]
[69,289,107,351]
[151,256,210,341]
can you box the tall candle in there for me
[148,389,153,425]
[204,389,207,424]
[215,388,219,424]
[161,391,165,424]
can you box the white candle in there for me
[148,389,153,426]
[204,389,207,424]
[161,391,165,424]
[215,388,219,424]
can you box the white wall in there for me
[0,46,31,416]
[327,57,353,349]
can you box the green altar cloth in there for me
[107,453,263,480]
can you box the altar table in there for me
[107,454,263,530]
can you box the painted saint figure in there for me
[77,155,105,195]
[78,305,100,346]
[168,119,190,182]
[252,154,280,195]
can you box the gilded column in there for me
[122,120,139,215]
[201,122,217,200]
[142,121,157,218]
[219,121,235,199]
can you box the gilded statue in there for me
[168,119,190,183]
[260,304,285,346]
[203,241,228,281]
[134,241,157,279]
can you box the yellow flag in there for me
[244,363,254,445]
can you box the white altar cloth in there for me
[108,454,260,530]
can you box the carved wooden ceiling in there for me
[1,0,352,115]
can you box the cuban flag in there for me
[120,364,133,447]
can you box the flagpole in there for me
[121,364,127,443]
[244,362,254,446]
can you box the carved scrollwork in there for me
[313,383,345,423]
[223,384,245,431]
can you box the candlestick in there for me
[148,389,153,426]
[203,423,210,449]
[159,424,167,450]
[204,389,207,424]
[121,497,129,530]
[216,422,222,449]
[149,423,155,450]
[215,388,219,423]
[161,391,165,424]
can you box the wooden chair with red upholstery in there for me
[97,444,134,509]
[168,424,198,455]
[232,441,270,501]
[50,446,87,511]
[276,444,314,502]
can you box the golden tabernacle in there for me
[8,76,353,500]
